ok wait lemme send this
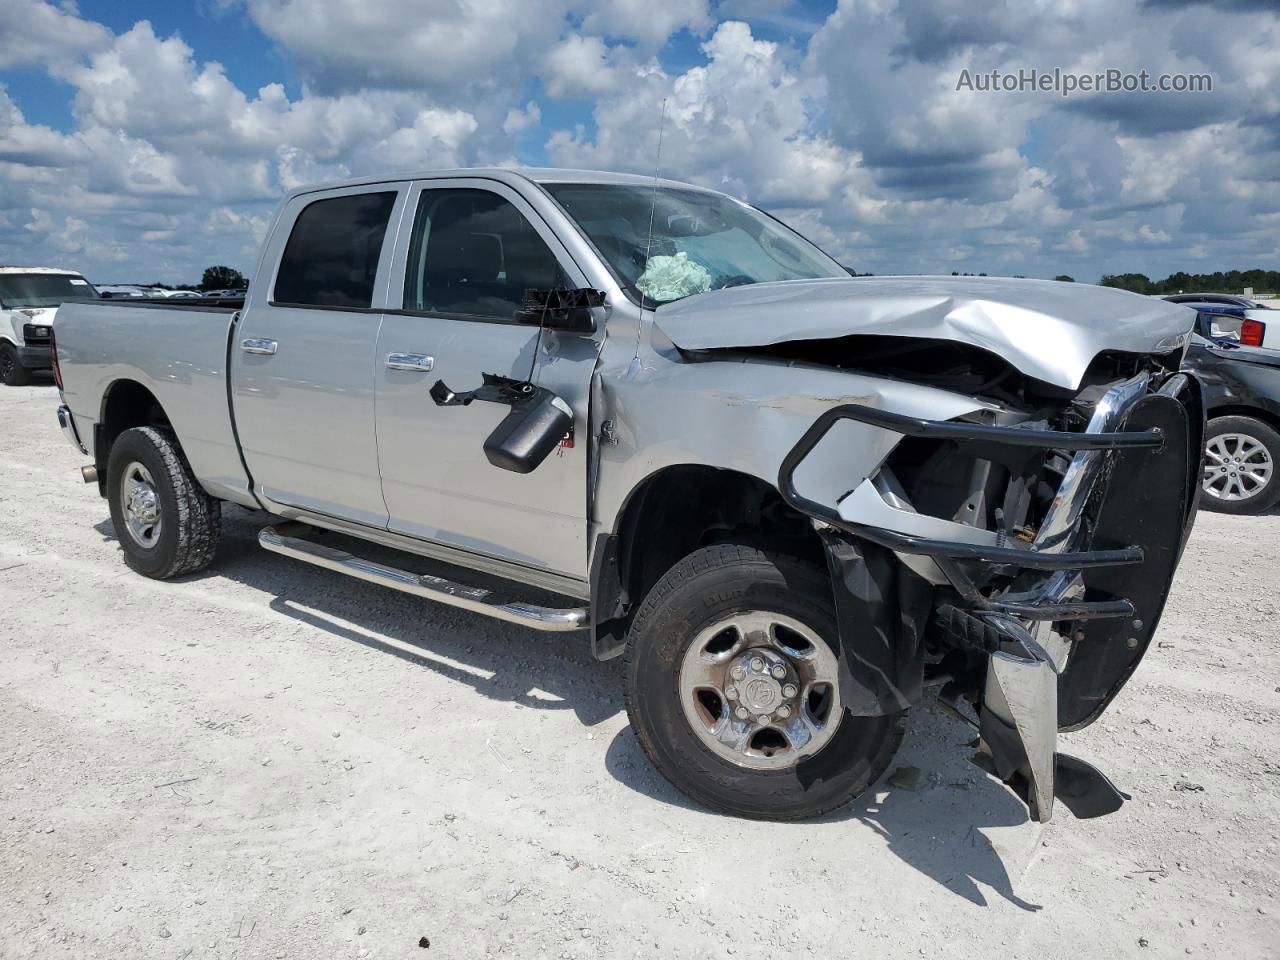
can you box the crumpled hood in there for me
[654,275,1195,390]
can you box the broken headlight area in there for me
[778,369,1204,822]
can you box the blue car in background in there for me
[1167,298,1275,351]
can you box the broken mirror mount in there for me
[430,372,573,475]
[512,287,605,334]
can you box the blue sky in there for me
[0,0,1276,284]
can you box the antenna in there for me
[632,98,667,363]
[638,97,668,319]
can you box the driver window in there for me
[403,188,566,321]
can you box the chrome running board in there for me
[259,523,589,632]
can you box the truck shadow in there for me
[188,506,622,729]
[96,505,1043,910]
[603,709,1044,911]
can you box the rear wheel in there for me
[1200,415,1280,515]
[1,343,32,386]
[106,426,221,578]
[624,543,904,820]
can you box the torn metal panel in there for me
[980,626,1061,822]
[654,275,1194,391]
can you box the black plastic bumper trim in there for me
[16,343,52,367]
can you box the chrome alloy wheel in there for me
[678,611,842,770]
[1203,432,1273,502]
[120,460,163,548]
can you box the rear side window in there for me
[274,191,397,308]
[402,188,566,321]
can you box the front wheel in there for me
[106,426,222,578]
[1,343,33,386]
[624,543,904,820]
[1200,415,1280,515]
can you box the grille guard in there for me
[778,374,1166,621]
[778,372,1204,822]
[777,371,1202,664]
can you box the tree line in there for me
[1101,269,1278,296]
[845,266,1275,294]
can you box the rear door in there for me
[232,184,408,526]
[374,178,601,579]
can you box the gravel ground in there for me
[2,378,1278,960]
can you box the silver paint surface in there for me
[655,275,1195,390]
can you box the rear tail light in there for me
[50,327,64,391]
[1241,317,1266,347]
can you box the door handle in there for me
[386,352,434,372]
[241,338,277,355]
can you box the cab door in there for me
[374,178,600,579]
[232,184,408,526]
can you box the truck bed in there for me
[54,298,256,506]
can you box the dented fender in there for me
[590,352,988,540]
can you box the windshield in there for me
[0,273,99,309]
[543,183,848,305]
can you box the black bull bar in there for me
[777,373,1204,821]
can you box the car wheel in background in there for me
[1200,415,1280,515]
[105,426,222,578]
[624,543,903,820]
[1,343,33,386]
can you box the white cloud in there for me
[502,100,542,135]
[1057,229,1089,254]
[242,0,570,97]
[0,90,89,167]
[362,107,480,171]
[0,0,110,71]
[580,0,713,49]
[0,9,494,278]
[548,22,839,206]
[542,35,625,99]
[78,127,197,197]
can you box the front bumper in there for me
[16,343,51,369]
[779,372,1204,821]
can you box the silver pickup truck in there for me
[53,168,1203,823]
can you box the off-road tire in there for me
[106,426,221,578]
[1,343,32,386]
[1200,415,1280,516]
[624,543,904,821]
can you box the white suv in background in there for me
[0,267,99,386]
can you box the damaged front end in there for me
[778,369,1204,822]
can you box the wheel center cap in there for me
[742,676,781,713]
[129,487,158,522]
[725,648,797,721]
